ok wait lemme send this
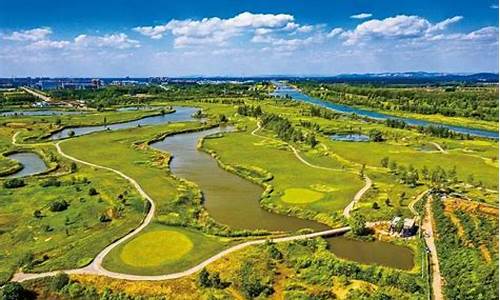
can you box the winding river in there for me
[272,82,499,139]
[151,127,328,232]
[4,152,48,178]
[49,106,198,140]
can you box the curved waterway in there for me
[326,236,414,270]
[151,127,329,232]
[4,152,48,178]
[272,83,499,139]
[49,106,198,140]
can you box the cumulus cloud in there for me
[2,27,52,41]
[134,11,295,47]
[340,15,464,45]
[350,13,373,20]
[74,33,140,49]
[327,28,344,38]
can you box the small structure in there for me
[389,216,417,237]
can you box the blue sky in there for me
[0,0,498,76]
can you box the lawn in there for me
[202,126,364,216]
[102,223,231,275]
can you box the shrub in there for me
[49,200,69,212]
[3,178,25,189]
[40,178,61,187]
[0,282,31,300]
[50,273,70,291]
[88,187,98,196]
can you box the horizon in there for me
[0,0,498,77]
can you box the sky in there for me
[0,0,498,77]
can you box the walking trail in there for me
[430,142,447,154]
[12,123,373,282]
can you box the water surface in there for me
[331,134,370,142]
[151,127,328,232]
[49,106,198,140]
[326,236,414,270]
[272,82,498,139]
[4,152,48,178]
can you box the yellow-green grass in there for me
[324,139,498,190]
[0,164,144,284]
[203,127,364,214]
[120,230,193,267]
[281,188,324,204]
[102,223,231,275]
[61,121,204,217]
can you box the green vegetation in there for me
[296,82,499,125]
[432,198,498,299]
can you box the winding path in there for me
[430,142,447,154]
[11,125,371,283]
[251,122,372,218]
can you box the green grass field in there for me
[102,223,231,275]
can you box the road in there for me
[21,87,52,102]
[430,142,447,154]
[422,196,444,300]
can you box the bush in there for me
[88,187,98,196]
[3,178,25,189]
[40,178,61,187]
[0,282,31,300]
[98,214,111,223]
[49,200,69,212]
[50,273,70,291]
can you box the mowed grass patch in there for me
[281,188,324,204]
[120,230,193,267]
[102,223,231,275]
[203,128,363,213]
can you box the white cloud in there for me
[74,33,140,49]
[327,28,344,38]
[461,26,498,41]
[134,11,294,47]
[350,13,373,20]
[341,15,464,45]
[28,39,70,49]
[3,27,52,41]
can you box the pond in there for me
[150,127,329,232]
[1,110,85,116]
[272,82,499,139]
[4,152,48,178]
[331,134,370,142]
[49,106,198,140]
[326,236,415,270]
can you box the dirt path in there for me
[408,190,430,217]
[21,87,52,102]
[430,142,447,154]
[422,196,444,300]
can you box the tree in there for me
[68,130,75,137]
[0,282,30,300]
[198,268,211,288]
[218,114,228,123]
[49,200,69,212]
[380,157,389,168]
[359,164,366,179]
[368,129,384,142]
[70,162,77,173]
[389,161,398,173]
[372,202,380,209]
[32,210,42,219]
[349,214,368,236]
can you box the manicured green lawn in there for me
[102,223,231,275]
[203,127,364,214]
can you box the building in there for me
[389,216,417,237]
